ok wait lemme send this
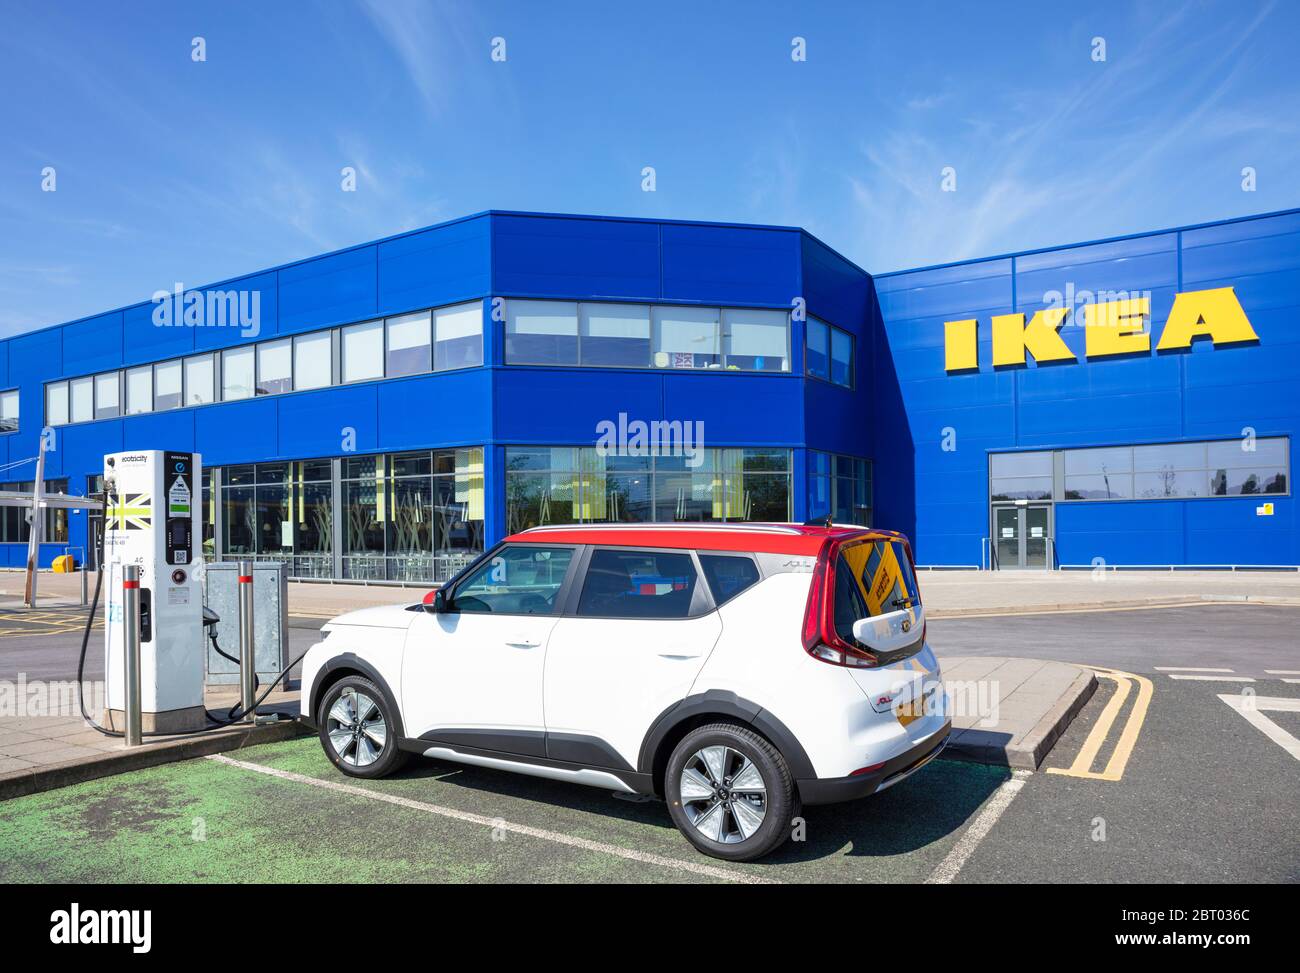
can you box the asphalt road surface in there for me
[0,603,1295,883]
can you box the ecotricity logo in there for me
[151,281,261,338]
[50,903,151,953]
[595,412,706,468]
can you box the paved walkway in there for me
[0,686,301,799]
[8,567,1300,619]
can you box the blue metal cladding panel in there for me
[123,300,194,368]
[661,224,800,306]
[6,327,62,470]
[279,245,378,335]
[58,419,124,482]
[377,370,494,449]
[61,311,123,376]
[493,368,664,444]
[877,211,1300,565]
[379,216,491,314]
[191,272,279,350]
[193,398,280,465]
[120,410,196,455]
[491,214,660,300]
[278,384,379,460]
[664,373,804,445]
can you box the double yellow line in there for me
[1046,665,1153,782]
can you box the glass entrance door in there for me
[993,504,1052,568]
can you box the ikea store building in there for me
[0,207,1295,577]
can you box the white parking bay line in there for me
[1154,667,1235,673]
[1218,695,1300,762]
[1266,670,1300,675]
[207,754,775,884]
[926,770,1031,885]
[1167,674,1255,682]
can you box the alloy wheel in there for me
[326,688,388,767]
[679,745,768,843]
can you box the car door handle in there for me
[658,651,702,660]
[505,638,541,648]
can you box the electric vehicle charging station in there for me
[102,450,208,733]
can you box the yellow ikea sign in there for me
[944,286,1258,372]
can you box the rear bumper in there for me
[796,721,950,806]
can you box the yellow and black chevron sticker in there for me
[109,492,152,530]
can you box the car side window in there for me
[451,545,574,615]
[698,554,760,606]
[576,548,698,619]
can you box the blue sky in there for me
[1,0,1297,338]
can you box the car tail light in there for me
[800,539,880,669]
[422,590,438,606]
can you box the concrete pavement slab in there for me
[939,655,1096,770]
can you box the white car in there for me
[300,523,950,861]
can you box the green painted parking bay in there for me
[0,737,1010,884]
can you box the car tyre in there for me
[317,675,408,779]
[665,722,798,862]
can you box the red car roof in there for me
[503,523,904,556]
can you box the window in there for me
[184,353,215,405]
[0,389,17,433]
[506,300,578,365]
[830,328,854,387]
[833,540,920,645]
[453,545,574,615]
[505,446,791,532]
[580,303,651,367]
[385,311,431,377]
[990,451,1053,501]
[70,376,93,423]
[154,359,182,410]
[255,339,292,395]
[434,302,483,371]
[342,319,383,382]
[125,366,153,415]
[221,346,255,400]
[577,548,698,619]
[723,308,788,372]
[805,318,829,380]
[809,452,872,525]
[292,332,331,391]
[46,382,68,427]
[93,372,119,419]
[994,437,1290,504]
[653,306,720,369]
[699,554,760,606]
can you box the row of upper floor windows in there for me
[40,298,857,427]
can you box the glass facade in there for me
[0,479,69,543]
[504,446,791,534]
[212,450,484,582]
[808,452,872,525]
[44,298,483,426]
[991,437,1290,502]
[504,299,790,372]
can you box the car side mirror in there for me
[852,605,924,653]
[422,588,450,614]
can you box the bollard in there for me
[80,561,88,607]
[122,565,143,747]
[238,561,256,722]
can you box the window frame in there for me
[562,544,717,620]
[444,541,581,617]
[0,388,18,434]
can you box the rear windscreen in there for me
[837,535,920,619]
